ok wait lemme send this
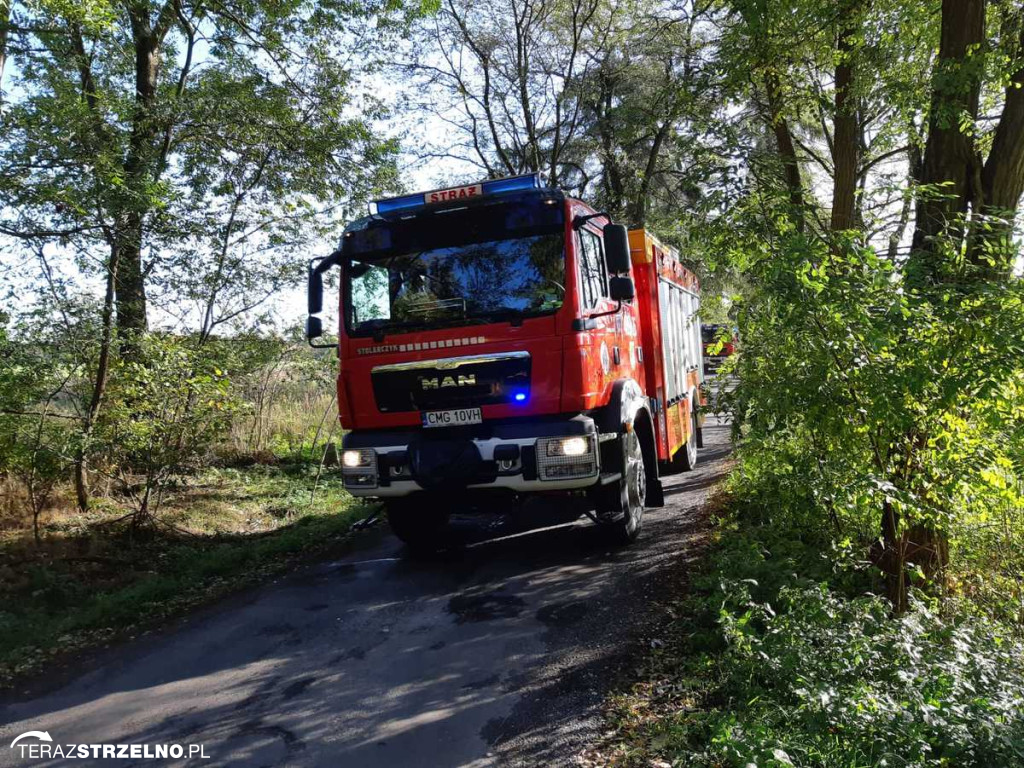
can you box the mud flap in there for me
[647,477,665,507]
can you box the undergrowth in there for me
[594,498,1024,768]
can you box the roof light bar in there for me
[482,174,542,196]
[370,173,543,216]
[370,192,423,216]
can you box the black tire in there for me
[695,397,704,449]
[386,498,450,553]
[596,429,647,545]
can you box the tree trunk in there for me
[976,22,1024,271]
[765,72,805,232]
[893,2,993,603]
[115,21,164,339]
[73,455,90,512]
[75,247,119,512]
[881,499,907,614]
[627,118,672,229]
[981,42,1024,212]
[886,144,922,261]
[595,70,627,218]
[904,523,950,581]
[830,1,860,232]
[114,214,148,338]
[909,0,986,282]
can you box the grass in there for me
[0,461,371,689]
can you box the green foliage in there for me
[0,312,82,533]
[675,156,1024,760]
[710,588,1024,767]
[0,0,409,343]
[96,335,241,489]
[202,330,338,461]
[601,509,1024,768]
[718,203,1024,602]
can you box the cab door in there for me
[577,225,642,393]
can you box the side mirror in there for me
[306,250,342,349]
[609,275,635,302]
[604,224,631,274]
[308,259,324,315]
[306,315,323,341]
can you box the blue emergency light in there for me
[371,174,543,216]
[370,192,423,215]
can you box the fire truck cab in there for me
[307,174,704,550]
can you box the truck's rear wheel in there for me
[597,429,646,544]
[386,498,450,553]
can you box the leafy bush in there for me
[95,334,242,524]
[0,312,80,537]
[614,201,1024,767]
[604,512,1024,768]
[716,214,1024,609]
[711,582,1024,767]
[1,309,340,538]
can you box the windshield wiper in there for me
[354,307,535,339]
[404,297,467,316]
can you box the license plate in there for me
[421,407,482,428]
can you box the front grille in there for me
[371,352,531,413]
[407,438,495,488]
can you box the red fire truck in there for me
[701,324,738,374]
[307,174,704,549]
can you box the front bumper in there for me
[703,354,732,374]
[340,415,606,498]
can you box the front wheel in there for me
[386,498,450,553]
[596,429,646,545]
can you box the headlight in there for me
[341,449,377,489]
[536,435,597,481]
[343,449,372,468]
[547,436,589,457]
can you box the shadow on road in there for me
[0,419,734,768]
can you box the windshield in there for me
[344,201,565,336]
[702,325,725,344]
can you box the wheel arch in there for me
[596,378,663,507]
[595,378,649,434]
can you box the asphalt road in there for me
[1,416,731,768]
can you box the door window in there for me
[578,228,608,310]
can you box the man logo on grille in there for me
[420,374,476,390]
